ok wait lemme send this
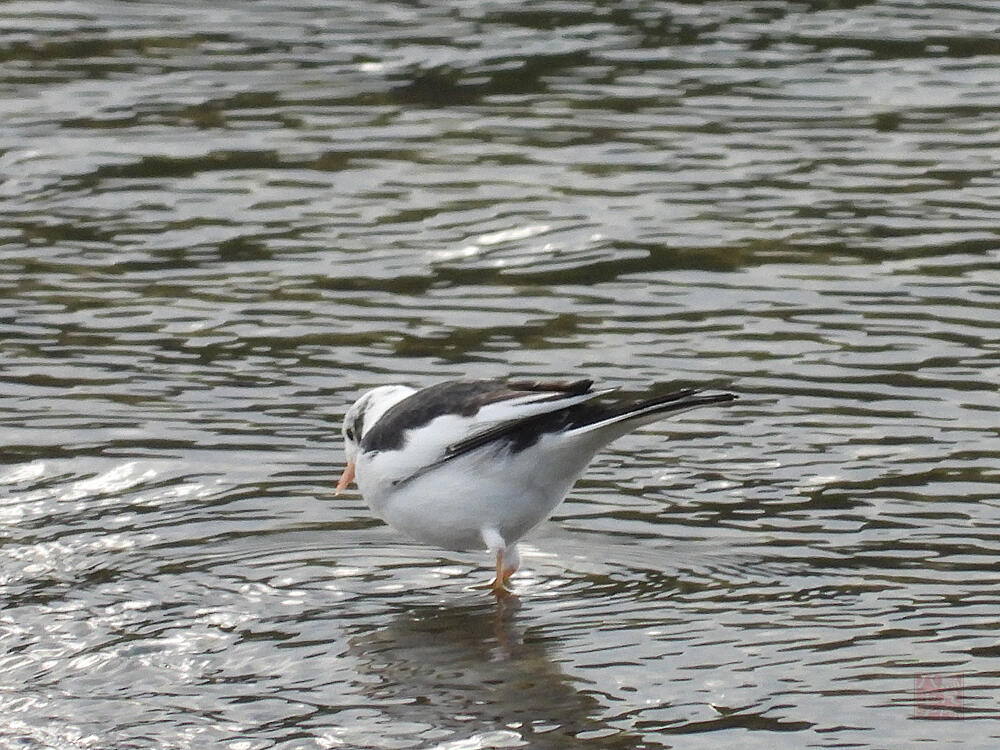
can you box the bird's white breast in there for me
[356,429,602,551]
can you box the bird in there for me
[336,378,736,595]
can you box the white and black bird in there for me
[337,378,736,595]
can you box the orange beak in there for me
[335,461,356,495]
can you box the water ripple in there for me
[3,1,999,748]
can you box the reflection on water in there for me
[2,0,999,748]
[344,602,623,749]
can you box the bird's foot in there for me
[482,529,520,599]
[489,569,517,598]
[489,547,518,598]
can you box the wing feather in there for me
[369,378,736,489]
[363,378,599,454]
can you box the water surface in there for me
[2,1,999,748]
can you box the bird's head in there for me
[336,384,415,494]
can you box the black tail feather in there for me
[447,387,736,459]
[609,388,737,422]
[394,385,737,487]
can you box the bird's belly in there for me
[366,453,578,551]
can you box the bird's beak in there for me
[335,461,356,495]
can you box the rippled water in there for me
[3,1,999,748]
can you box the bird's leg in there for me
[492,544,521,596]
[500,543,520,586]
[491,548,510,596]
[482,528,517,597]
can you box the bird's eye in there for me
[345,427,355,441]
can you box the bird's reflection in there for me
[347,598,657,749]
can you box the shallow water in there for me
[2,1,999,748]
